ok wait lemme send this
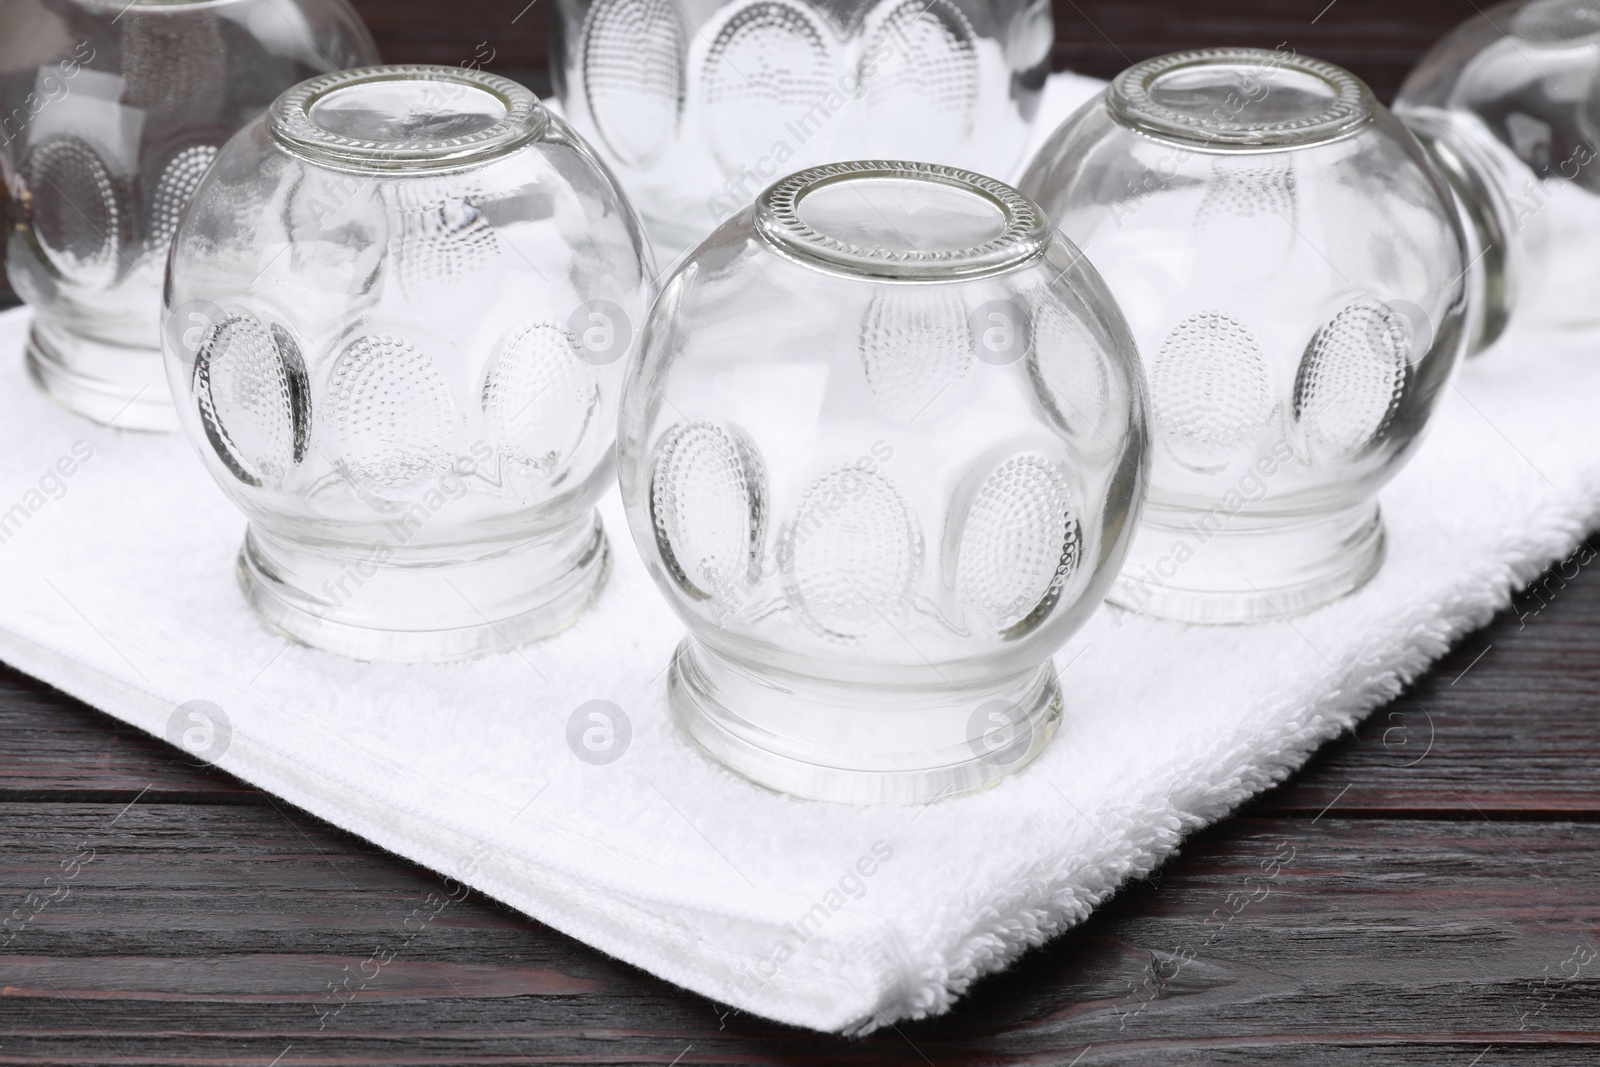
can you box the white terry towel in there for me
[0,75,1596,1034]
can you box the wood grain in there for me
[1250,539,1600,818]
[1,537,1597,1063]
[1,808,1595,1063]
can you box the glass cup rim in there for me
[1107,47,1375,151]
[268,64,549,173]
[754,160,1051,281]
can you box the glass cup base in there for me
[26,322,176,433]
[238,513,611,662]
[668,640,1063,805]
[1109,500,1386,624]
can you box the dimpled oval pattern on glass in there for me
[23,137,122,289]
[147,145,220,267]
[1511,0,1600,42]
[781,466,922,641]
[331,334,461,492]
[650,422,766,604]
[484,324,599,476]
[120,13,226,113]
[956,455,1080,638]
[196,314,310,490]
[859,288,973,421]
[702,1,836,174]
[392,183,500,294]
[1197,163,1297,223]
[862,0,979,148]
[582,0,685,167]
[1152,311,1275,468]
[1294,299,1410,458]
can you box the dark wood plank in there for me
[1252,535,1600,818]
[0,669,254,802]
[1,802,1596,1064]
[349,0,550,92]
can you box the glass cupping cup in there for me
[164,65,655,661]
[2,0,379,430]
[618,160,1147,803]
[552,0,1054,260]
[1396,0,1600,349]
[1022,48,1469,624]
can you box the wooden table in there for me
[3,544,1597,1064]
[4,3,1599,1063]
